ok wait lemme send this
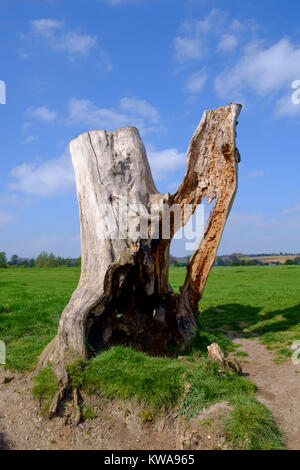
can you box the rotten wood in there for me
[208,343,243,375]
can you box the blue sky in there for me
[1,0,300,258]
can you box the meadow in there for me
[2,265,299,449]
[1,265,299,370]
[171,265,300,362]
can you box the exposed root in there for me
[48,362,69,419]
[35,335,70,419]
[72,388,81,426]
[49,384,66,419]
[36,336,59,373]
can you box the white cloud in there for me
[22,121,32,129]
[60,31,98,55]
[9,150,75,196]
[147,147,186,181]
[174,9,242,63]
[282,201,300,214]
[67,97,163,134]
[68,98,133,130]
[31,18,62,34]
[27,106,56,122]
[8,142,186,196]
[174,37,204,62]
[120,97,159,122]
[184,69,207,93]
[25,18,98,57]
[23,135,39,144]
[218,34,238,52]
[215,38,300,100]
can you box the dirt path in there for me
[232,337,300,450]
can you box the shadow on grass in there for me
[192,303,300,355]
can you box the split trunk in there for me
[37,103,242,396]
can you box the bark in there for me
[37,103,241,409]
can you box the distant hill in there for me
[240,254,300,264]
[170,253,300,266]
[169,255,190,266]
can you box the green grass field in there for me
[0,268,79,370]
[1,265,299,370]
[170,265,300,361]
[2,265,297,449]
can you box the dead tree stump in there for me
[37,103,242,413]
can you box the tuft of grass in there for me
[81,405,97,420]
[139,410,154,422]
[225,397,285,450]
[179,358,256,419]
[234,351,249,357]
[32,366,58,417]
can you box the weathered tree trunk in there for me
[37,103,241,414]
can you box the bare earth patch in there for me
[232,338,300,450]
[0,367,172,450]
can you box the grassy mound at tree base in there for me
[33,346,285,450]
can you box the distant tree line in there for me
[246,252,299,257]
[215,255,300,267]
[168,253,300,268]
[0,251,81,268]
[169,255,189,267]
[1,250,300,269]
